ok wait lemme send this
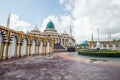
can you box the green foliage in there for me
[78,50,120,57]
[79,49,120,54]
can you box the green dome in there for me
[46,21,55,29]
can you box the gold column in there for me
[6,41,10,59]
[17,43,21,57]
[29,43,31,56]
[2,42,8,60]
[52,42,54,53]
[27,43,30,56]
[37,44,40,55]
[43,44,46,56]
[19,43,23,57]
[51,41,54,55]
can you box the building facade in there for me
[0,25,54,60]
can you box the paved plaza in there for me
[0,52,120,80]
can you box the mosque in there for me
[28,20,76,51]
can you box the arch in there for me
[0,34,3,59]
[31,39,36,55]
[91,44,93,49]
[101,44,104,49]
[112,42,116,50]
[21,37,28,56]
[39,40,44,55]
[0,30,7,59]
[96,41,100,49]
[46,41,50,54]
[9,36,17,58]
[106,43,109,49]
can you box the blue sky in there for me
[0,0,64,26]
[0,0,120,43]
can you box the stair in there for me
[54,43,65,49]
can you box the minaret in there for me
[91,33,94,41]
[110,32,111,40]
[35,24,38,29]
[70,26,72,36]
[91,33,94,49]
[97,28,100,41]
[96,28,100,49]
[108,29,111,41]
[7,14,11,28]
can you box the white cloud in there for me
[112,0,120,4]
[9,14,31,33]
[60,15,73,29]
[58,0,120,43]
[59,0,65,4]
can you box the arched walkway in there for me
[40,41,43,55]
[31,39,36,55]
[9,36,17,58]
[21,38,27,56]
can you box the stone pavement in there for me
[0,52,120,80]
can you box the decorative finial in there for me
[50,19,52,22]
[63,29,67,34]
[34,24,39,31]
[35,24,38,28]
[97,28,99,41]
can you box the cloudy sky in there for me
[0,0,120,43]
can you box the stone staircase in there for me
[54,43,67,52]
[54,43,65,49]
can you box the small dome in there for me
[46,21,55,29]
[34,25,39,31]
[31,25,41,33]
